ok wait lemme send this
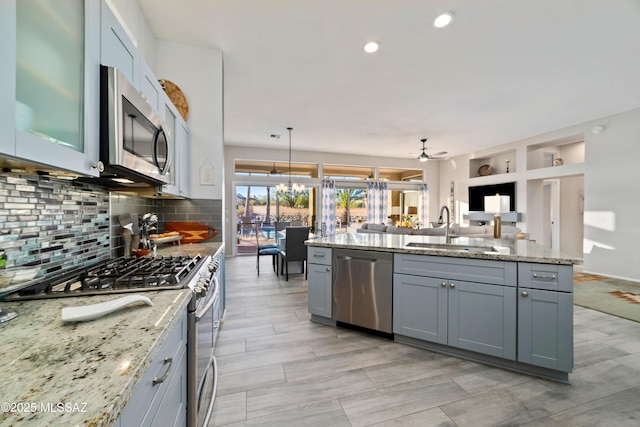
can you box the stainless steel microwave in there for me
[100,66,172,185]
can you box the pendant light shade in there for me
[276,127,305,195]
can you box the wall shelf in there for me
[469,150,516,178]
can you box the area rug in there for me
[573,273,640,323]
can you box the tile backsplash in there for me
[0,173,223,274]
[0,174,110,274]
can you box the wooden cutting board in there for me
[164,222,218,243]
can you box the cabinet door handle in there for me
[441,282,447,287]
[152,357,173,386]
[532,273,556,280]
[450,283,456,288]
[521,291,529,297]
[326,267,331,271]
[313,253,326,258]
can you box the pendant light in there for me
[276,127,305,195]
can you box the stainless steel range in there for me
[1,252,223,427]
[3,255,204,300]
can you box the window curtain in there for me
[418,184,429,228]
[321,180,336,236]
[367,181,389,224]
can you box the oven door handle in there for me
[201,355,218,427]
[195,276,219,322]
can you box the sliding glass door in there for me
[235,184,316,254]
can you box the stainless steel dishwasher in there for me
[332,249,393,334]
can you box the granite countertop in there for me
[154,241,223,258]
[0,289,192,426]
[306,233,581,265]
[0,242,224,426]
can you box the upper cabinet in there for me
[160,97,179,196]
[100,0,138,87]
[159,96,190,198]
[100,1,189,198]
[138,60,164,112]
[1,0,101,176]
[0,1,16,156]
[177,120,191,198]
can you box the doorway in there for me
[235,184,314,254]
[543,179,560,251]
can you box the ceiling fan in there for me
[417,138,447,162]
[269,162,280,175]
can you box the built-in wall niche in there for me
[468,150,516,178]
[468,182,516,212]
[527,139,584,170]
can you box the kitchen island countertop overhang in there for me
[305,233,581,265]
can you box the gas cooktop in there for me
[3,255,204,301]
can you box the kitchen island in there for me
[306,233,580,382]
[0,242,223,427]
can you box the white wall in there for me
[441,107,640,282]
[583,108,640,281]
[155,40,224,201]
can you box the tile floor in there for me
[210,255,640,426]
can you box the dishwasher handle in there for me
[336,255,390,263]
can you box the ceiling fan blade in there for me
[431,151,448,157]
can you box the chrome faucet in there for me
[438,205,451,244]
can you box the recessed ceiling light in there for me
[433,12,454,28]
[364,41,380,53]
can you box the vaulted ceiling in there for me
[138,0,640,159]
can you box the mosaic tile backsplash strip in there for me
[0,174,111,275]
[0,173,223,273]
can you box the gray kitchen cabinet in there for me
[2,0,101,177]
[101,0,139,87]
[118,309,187,427]
[393,273,446,343]
[307,247,332,319]
[393,254,517,360]
[159,97,180,196]
[177,120,191,198]
[518,263,573,372]
[101,1,171,118]
[0,1,16,156]
[138,60,164,112]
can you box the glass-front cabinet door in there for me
[2,0,100,176]
[0,1,16,155]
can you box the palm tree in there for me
[336,188,365,226]
[265,186,272,222]
[243,185,251,217]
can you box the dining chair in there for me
[291,220,303,226]
[279,226,310,281]
[255,222,279,275]
[274,221,291,232]
[240,216,253,239]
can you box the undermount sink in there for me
[405,242,497,253]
